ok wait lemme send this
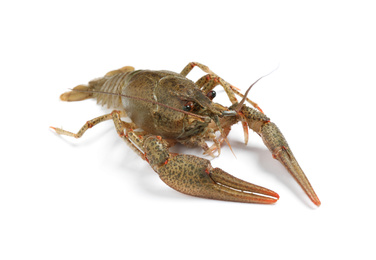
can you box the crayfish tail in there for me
[60,84,93,102]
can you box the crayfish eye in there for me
[206,90,216,100]
[183,101,194,112]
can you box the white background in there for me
[1,1,375,259]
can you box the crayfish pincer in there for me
[51,62,320,206]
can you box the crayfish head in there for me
[178,89,222,118]
[155,75,237,139]
[158,76,223,118]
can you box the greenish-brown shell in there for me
[122,70,209,139]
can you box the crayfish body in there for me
[52,62,320,206]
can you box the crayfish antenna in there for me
[235,65,279,112]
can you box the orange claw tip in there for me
[49,126,56,131]
[272,191,280,199]
[258,193,279,204]
[253,196,279,204]
[311,195,321,207]
[254,188,279,201]
[208,168,280,204]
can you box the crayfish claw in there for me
[260,122,321,206]
[143,136,278,204]
[155,154,279,204]
[240,105,320,206]
[208,167,279,204]
[273,146,321,206]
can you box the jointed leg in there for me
[50,112,125,138]
[181,62,238,104]
[195,74,220,94]
[51,110,145,159]
[180,62,263,112]
[180,62,215,77]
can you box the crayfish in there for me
[51,62,320,206]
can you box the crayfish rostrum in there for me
[51,62,320,206]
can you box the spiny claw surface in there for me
[142,132,278,204]
[273,146,321,206]
[240,106,320,206]
[156,154,279,204]
[260,122,321,206]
